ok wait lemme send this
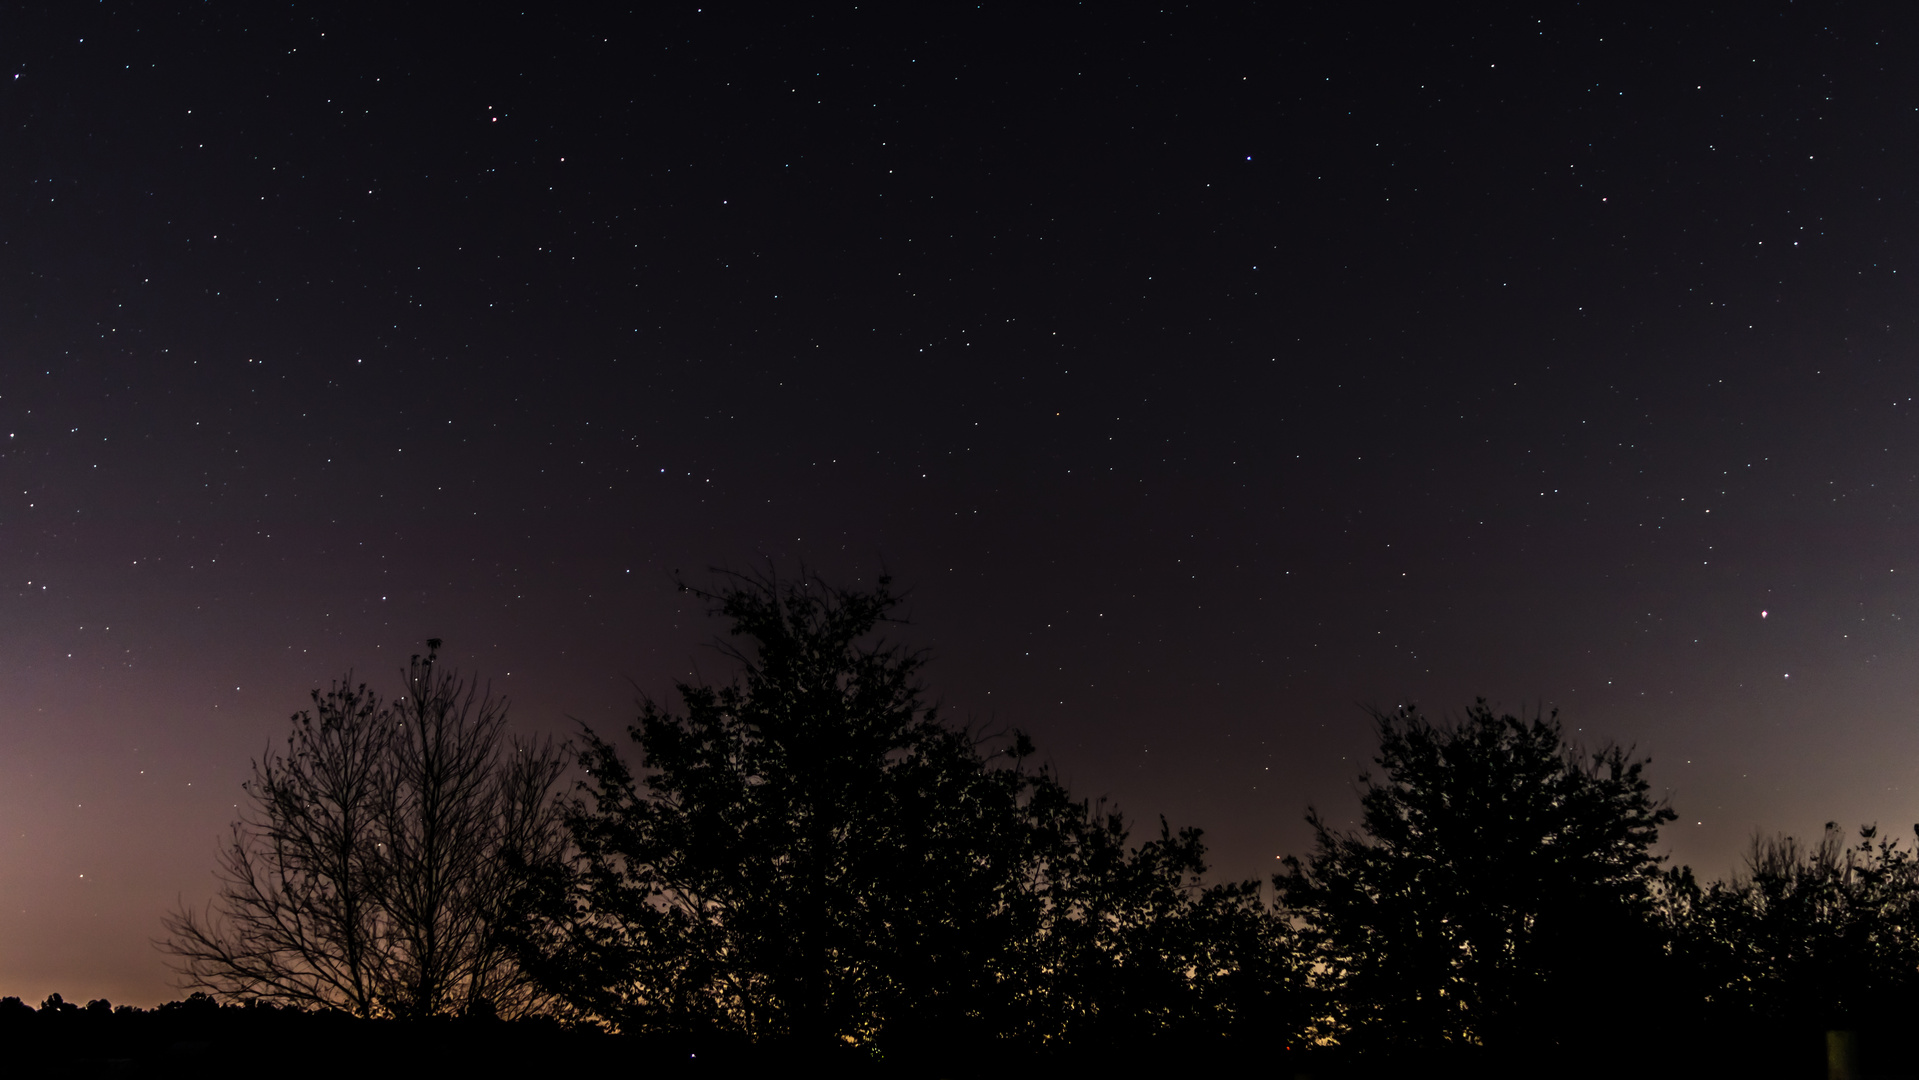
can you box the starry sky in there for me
[5,0,1919,1005]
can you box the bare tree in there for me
[163,641,568,1018]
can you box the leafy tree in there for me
[164,642,568,1019]
[513,574,1035,1047]
[512,572,1293,1055]
[1667,822,1919,1028]
[1276,701,1675,1054]
[1006,794,1302,1055]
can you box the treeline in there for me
[40,573,1918,1076]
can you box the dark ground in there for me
[0,996,1905,1080]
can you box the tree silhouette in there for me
[1005,793,1301,1055]
[1667,822,1919,1030]
[514,573,1034,1047]
[510,575,997,1051]
[510,571,1291,1056]
[1276,701,1674,1055]
[163,642,568,1018]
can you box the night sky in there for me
[5,1,1919,1005]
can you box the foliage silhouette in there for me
[135,594,1919,1072]
[163,641,568,1019]
[507,570,1290,1058]
[1000,794,1301,1054]
[1666,822,1919,1030]
[1277,701,1675,1056]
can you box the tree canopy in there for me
[508,571,1285,1059]
[1277,701,1675,1053]
[1667,822,1919,1031]
[158,585,1919,1074]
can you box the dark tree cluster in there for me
[502,573,1296,1069]
[1276,703,1677,1058]
[1271,705,1919,1077]
[137,575,1919,1077]
[1666,824,1919,1043]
